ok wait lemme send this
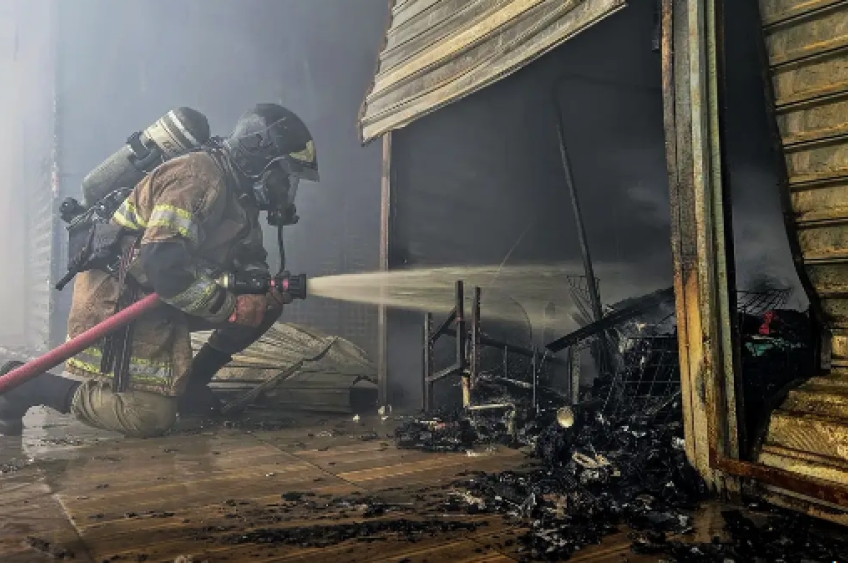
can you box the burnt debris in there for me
[26,537,75,560]
[428,411,708,560]
[159,281,831,561]
[638,507,848,562]
[738,307,813,454]
[392,281,833,561]
[216,519,481,548]
[395,411,479,453]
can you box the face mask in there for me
[252,164,299,226]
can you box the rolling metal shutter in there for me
[359,0,627,143]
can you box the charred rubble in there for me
[397,399,707,560]
[632,505,848,562]
[446,412,709,561]
[394,282,830,560]
[217,518,481,548]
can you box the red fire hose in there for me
[0,294,161,395]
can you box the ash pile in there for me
[395,279,824,560]
[631,505,848,562]
[397,397,705,560]
[447,411,707,560]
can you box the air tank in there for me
[80,107,211,206]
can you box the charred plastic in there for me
[394,283,828,560]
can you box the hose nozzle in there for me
[217,271,308,300]
[277,272,307,300]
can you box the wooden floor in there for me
[0,410,702,562]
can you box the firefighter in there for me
[0,103,318,438]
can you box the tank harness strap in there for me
[99,234,143,393]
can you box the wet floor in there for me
[1,409,533,562]
[0,410,843,562]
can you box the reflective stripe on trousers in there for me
[66,345,173,388]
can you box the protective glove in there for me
[227,294,269,327]
[264,289,289,323]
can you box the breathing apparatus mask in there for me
[248,157,302,227]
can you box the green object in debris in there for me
[744,336,804,358]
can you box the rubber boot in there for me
[0,361,81,436]
[178,345,232,417]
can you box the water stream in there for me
[307,265,589,329]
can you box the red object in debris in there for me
[0,293,161,395]
[759,311,776,335]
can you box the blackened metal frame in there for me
[423,280,551,415]
[422,280,478,411]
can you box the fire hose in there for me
[0,294,160,395]
[0,272,307,396]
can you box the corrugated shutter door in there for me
[757,0,848,486]
[358,0,627,144]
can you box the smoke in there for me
[43,0,389,351]
[722,0,807,308]
[0,0,809,383]
[729,165,802,303]
[379,0,808,405]
[0,1,54,352]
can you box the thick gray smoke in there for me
[0,1,54,354]
[47,0,389,351]
[0,0,805,380]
